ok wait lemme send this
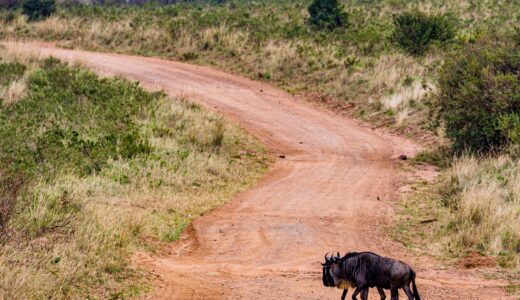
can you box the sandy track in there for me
[6,42,511,299]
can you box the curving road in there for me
[6,42,511,299]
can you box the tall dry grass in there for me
[0,77,26,105]
[439,155,520,266]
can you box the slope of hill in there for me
[0,45,267,299]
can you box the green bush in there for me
[308,0,348,31]
[22,0,55,21]
[393,11,456,55]
[433,35,520,153]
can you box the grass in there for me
[396,153,520,291]
[0,0,518,138]
[0,46,268,299]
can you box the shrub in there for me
[393,11,456,55]
[433,35,520,153]
[22,0,55,21]
[308,0,348,31]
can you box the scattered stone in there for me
[419,218,437,224]
[278,154,286,159]
[207,167,220,176]
[398,154,408,160]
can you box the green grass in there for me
[0,47,268,299]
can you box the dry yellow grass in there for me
[398,153,520,272]
[0,77,26,105]
[443,155,520,262]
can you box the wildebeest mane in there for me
[340,251,380,261]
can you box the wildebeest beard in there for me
[321,253,336,287]
[322,264,335,287]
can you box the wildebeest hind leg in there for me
[390,287,399,300]
[403,285,414,300]
[341,289,348,300]
[377,287,386,300]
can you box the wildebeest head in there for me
[321,252,340,287]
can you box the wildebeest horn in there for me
[324,252,329,261]
[337,252,340,258]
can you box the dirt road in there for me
[6,42,511,299]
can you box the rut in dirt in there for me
[8,42,512,299]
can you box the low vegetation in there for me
[401,153,520,273]
[0,47,267,299]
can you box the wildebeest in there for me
[321,252,420,300]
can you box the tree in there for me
[308,0,348,31]
[393,11,456,55]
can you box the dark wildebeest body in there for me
[322,252,420,300]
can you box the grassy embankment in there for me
[399,153,520,291]
[0,47,267,299]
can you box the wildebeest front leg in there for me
[360,288,369,300]
[377,287,386,300]
[351,286,364,300]
[341,289,348,300]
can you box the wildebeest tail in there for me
[410,269,421,300]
